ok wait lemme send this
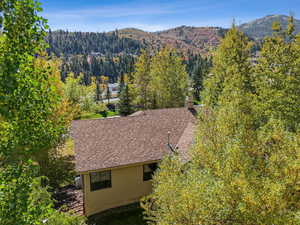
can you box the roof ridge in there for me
[73,107,191,123]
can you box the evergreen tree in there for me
[191,57,211,102]
[45,30,142,56]
[106,85,112,104]
[118,83,134,116]
[95,77,102,102]
[118,73,126,94]
[59,54,136,86]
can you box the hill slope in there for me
[47,15,300,57]
[239,15,300,40]
[47,30,143,56]
[117,26,226,55]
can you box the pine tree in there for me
[118,84,134,116]
[191,57,211,102]
[106,85,111,104]
[95,77,102,102]
[118,73,126,94]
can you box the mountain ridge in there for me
[239,14,300,39]
[115,26,226,55]
[49,15,300,56]
[111,15,300,53]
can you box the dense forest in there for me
[60,54,136,83]
[46,15,300,85]
[46,30,141,83]
[46,30,143,56]
[46,30,211,84]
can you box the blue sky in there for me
[40,0,300,32]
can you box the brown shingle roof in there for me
[176,122,196,162]
[71,107,197,172]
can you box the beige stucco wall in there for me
[82,162,155,217]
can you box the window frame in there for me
[90,170,112,191]
[143,163,158,181]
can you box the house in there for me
[71,106,198,217]
[101,83,119,102]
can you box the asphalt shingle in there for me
[71,107,197,172]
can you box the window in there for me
[90,170,111,191]
[143,163,158,181]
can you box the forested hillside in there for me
[46,27,220,83]
[46,31,141,83]
[47,30,143,56]
[47,15,300,58]
[47,27,226,57]
[60,54,136,83]
[46,29,209,83]
[117,26,226,55]
[47,14,300,83]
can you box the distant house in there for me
[108,83,119,96]
[71,106,197,217]
[102,83,119,99]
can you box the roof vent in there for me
[166,131,178,153]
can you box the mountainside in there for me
[47,15,300,57]
[239,15,300,40]
[117,26,226,55]
[47,30,143,56]
[47,27,226,57]
[46,14,300,83]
